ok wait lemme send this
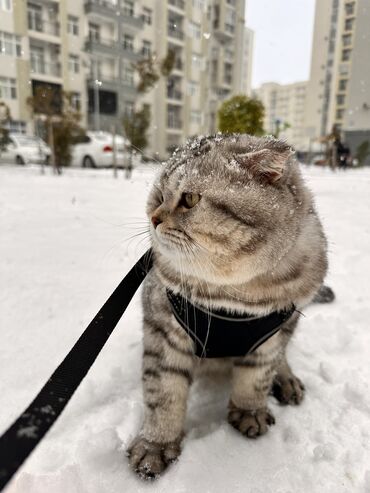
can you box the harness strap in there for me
[166,290,296,358]
[0,250,153,492]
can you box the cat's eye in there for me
[180,192,202,209]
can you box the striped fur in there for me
[128,134,328,479]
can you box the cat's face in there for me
[147,135,302,283]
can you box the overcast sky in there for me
[246,0,316,89]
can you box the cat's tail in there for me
[313,285,335,303]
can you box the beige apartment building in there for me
[254,81,308,152]
[0,0,254,159]
[305,0,370,160]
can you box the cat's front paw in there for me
[228,402,275,438]
[272,374,305,405]
[127,436,181,480]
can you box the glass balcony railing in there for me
[30,58,61,77]
[28,13,60,36]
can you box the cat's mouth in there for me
[154,227,189,251]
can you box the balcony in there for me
[167,88,183,101]
[168,0,185,9]
[167,25,184,41]
[28,14,60,37]
[167,118,182,130]
[87,74,136,95]
[84,0,143,28]
[212,19,234,42]
[30,59,61,78]
[85,35,115,55]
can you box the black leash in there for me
[0,249,153,492]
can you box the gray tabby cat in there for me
[128,134,329,479]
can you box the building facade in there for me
[0,0,253,158]
[305,0,370,161]
[254,81,309,152]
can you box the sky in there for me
[246,0,316,89]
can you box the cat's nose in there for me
[151,215,162,229]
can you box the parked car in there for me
[0,134,51,165]
[71,131,131,168]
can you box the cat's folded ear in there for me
[234,146,293,184]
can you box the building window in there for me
[71,92,81,111]
[188,21,201,40]
[141,40,151,57]
[192,0,205,10]
[88,23,100,42]
[190,110,202,124]
[67,16,79,36]
[5,120,26,133]
[342,34,352,47]
[0,31,22,57]
[336,94,346,105]
[90,59,102,79]
[224,62,233,85]
[123,0,134,16]
[191,53,203,70]
[342,49,351,61]
[122,62,134,85]
[345,18,354,31]
[142,7,152,25]
[187,80,198,96]
[345,2,355,16]
[0,0,12,11]
[336,109,344,120]
[123,34,134,51]
[0,77,17,99]
[338,79,348,91]
[68,54,80,74]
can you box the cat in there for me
[127,134,329,479]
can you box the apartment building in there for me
[305,0,370,160]
[0,0,254,158]
[254,81,309,152]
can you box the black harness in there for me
[166,289,296,358]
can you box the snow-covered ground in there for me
[1,164,370,493]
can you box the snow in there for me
[1,164,370,493]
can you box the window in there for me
[68,54,80,74]
[190,110,202,124]
[345,18,354,31]
[5,120,26,133]
[188,21,201,40]
[0,77,17,99]
[336,109,344,120]
[224,48,234,61]
[123,34,134,51]
[187,80,198,96]
[90,59,102,79]
[122,61,134,85]
[141,40,151,57]
[71,92,81,111]
[0,31,22,56]
[123,0,134,16]
[67,16,79,36]
[345,2,355,16]
[224,62,233,84]
[338,79,348,91]
[336,94,345,105]
[88,23,100,42]
[342,49,351,61]
[142,7,152,25]
[191,53,203,70]
[192,0,205,9]
[342,34,352,47]
[0,0,12,11]
[30,45,45,73]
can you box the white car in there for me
[0,134,51,165]
[71,131,131,168]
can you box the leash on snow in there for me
[0,249,153,492]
